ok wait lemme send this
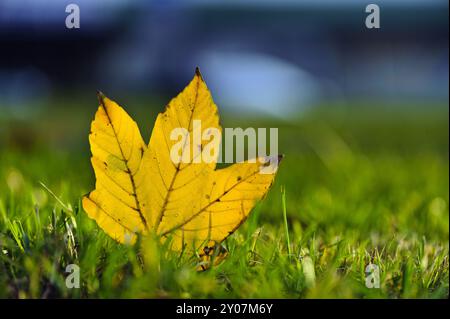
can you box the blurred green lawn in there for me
[0,97,448,298]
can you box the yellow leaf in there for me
[82,93,151,243]
[160,156,280,252]
[82,69,281,259]
[143,69,221,231]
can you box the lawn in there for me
[0,99,448,298]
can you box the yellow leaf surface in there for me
[82,69,281,257]
[82,93,151,243]
[143,69,221,232]
[160,156,280,252]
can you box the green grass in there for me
[0,100,448,298]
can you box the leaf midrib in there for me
[99,98,149,231]
[154,77,201,232]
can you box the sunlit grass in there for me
[0,103,448,298]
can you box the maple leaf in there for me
[82,68,282,260]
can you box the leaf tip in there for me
[96,91,106,104]
[195,67,203,79]
[264,154,284,165]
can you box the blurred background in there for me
[0,0,448,229]
[0,0,448,116]
[0,0,448,299]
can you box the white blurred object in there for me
[197,51,321,118]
